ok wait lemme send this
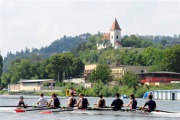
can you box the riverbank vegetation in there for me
[39,82,180,98]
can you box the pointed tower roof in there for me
[110,18,121,31]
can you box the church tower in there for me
[110,18,122,48]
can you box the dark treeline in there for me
[0,52,84,87]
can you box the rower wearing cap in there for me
[37,93,48,107]
[110,93,124,110]
[77,93,89,109]
[142,94,156,112]
[17,96,26,108]
[48,93,60,108]
[96,94,106,108]
[125,94,137,110]
[67,92,77,108]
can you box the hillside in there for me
[3,33,91,72]
[2,33,180,72]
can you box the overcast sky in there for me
[0,0,180,57]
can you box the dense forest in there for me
[0,33,180,89]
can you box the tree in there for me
[89,64,113,84]
[160,39,167,46]
[71,58,84,78]
[46,52,84,82]
[161,45,180,72]
[142,47,164,66]
[1,58,33,84]
[120,71,140,92]
[1,73,11,87]
[45,53,71,82]
[86,36,97,50]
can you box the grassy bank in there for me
[1,83,180,98]
[0,90,8,95]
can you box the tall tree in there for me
[89,64,113,84]
[45,52,84,82]
[7,59,33,83]
[142,47,164,66]
[120,71,139,92]
[71,58,84,78]
[161,45,180,72]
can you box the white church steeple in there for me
[110,18,122,48]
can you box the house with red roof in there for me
[97,18,122,49]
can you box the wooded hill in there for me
[2,33,180,72]
[2,33,91,72]
[0,33,180,86]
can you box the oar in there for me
[14,107,58,113]
[80,107,129,112]
[86,107,112,111]
[136,107,176,113]
[154,110,176,113]
[0,105,36,107]
[39,108,74,114]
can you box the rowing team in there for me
[17,92,156,112]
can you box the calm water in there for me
[0,95,180,120]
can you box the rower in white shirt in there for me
[37,93,48,107]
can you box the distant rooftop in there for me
[19,79,55,83]
[110,18,121,31]
[138,71,180,75]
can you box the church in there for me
[97,18,122,49]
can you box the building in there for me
[8,79,57,92]
[97,18,122,49]
[63,78,93,88]
[138,72,180,85]
[111,65,149,78]
[84,64,149,81]
[84,64,97,81]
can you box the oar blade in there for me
[14,109,25,113]
[39,110,52,114]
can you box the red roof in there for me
[101,33,110,40]
[110,18,121,31]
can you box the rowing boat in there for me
[2,106,179,118]
[14,107,61,112]
[71,108,180,118]
[73,109,143,115]
[151,111,180,118]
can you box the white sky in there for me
[0,0,180,57]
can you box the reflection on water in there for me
[0,95,179,120]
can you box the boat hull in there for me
[72,109,180,118]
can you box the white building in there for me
[97,18,122,49]
[8,79,56,92]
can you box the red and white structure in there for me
[97,18,122,49]
[138,72,180,85]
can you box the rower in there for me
[17,96,26,108]
[95,94,106,108]
[77,93,89,109]
[125,94,137,110]
[142,94,156,112]
[110,93,124,110]
[67,92,77,108]
[37,93,48,107]
[48,93,60,108]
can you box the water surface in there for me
[0,95,179,120]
